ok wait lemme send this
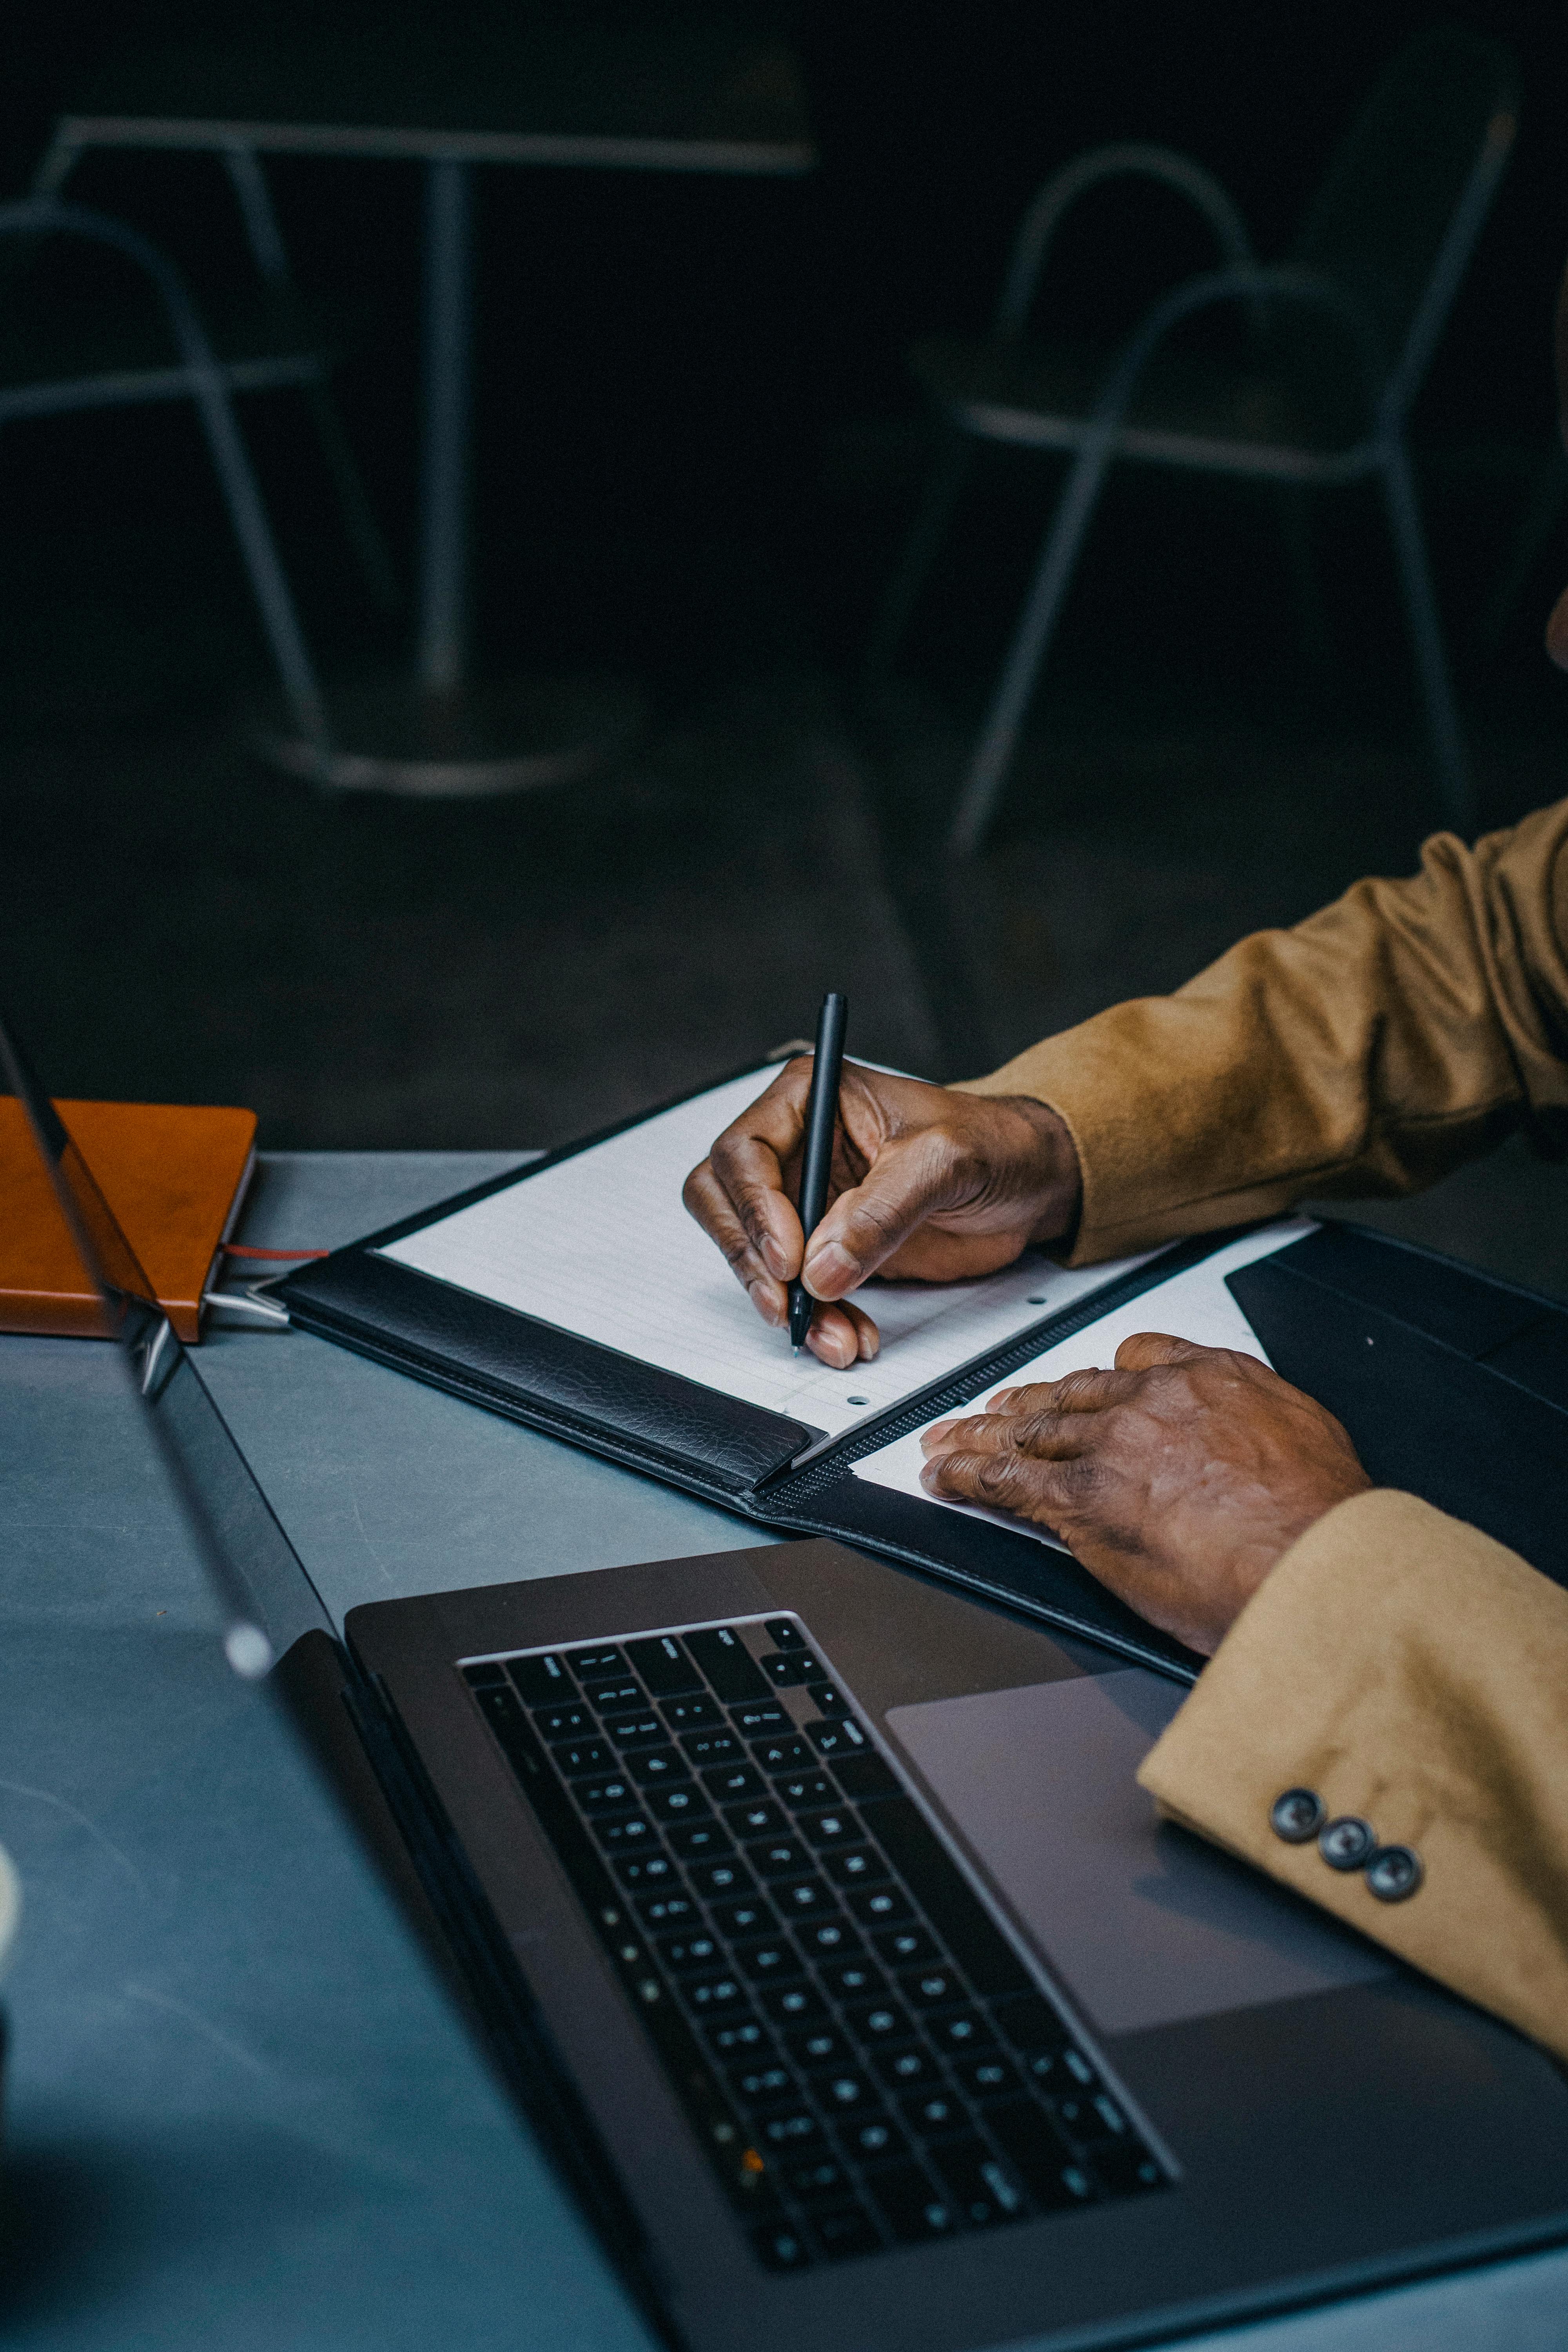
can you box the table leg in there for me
[418,157,473,696]
[254,149,641,794]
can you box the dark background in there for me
[3,2,1568,1287]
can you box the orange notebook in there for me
[1,1097,257,1343]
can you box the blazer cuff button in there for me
[1270,1788,1325,1843]
[1365,1844,1423,1902]
[1319,1816,1376,1871]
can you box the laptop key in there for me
[680,1726,742,1765]
[797,1917,860,1962]
[990,1993,1067,2058]
[803,1717,868,1757]
[764,1617,806,1650]
[822,1846,886,1889]
[633,1890,698,1929]
[728,2059,798,2110]
[701,1762,766,1803]
[1087,2141,1167,2197]
[574,1772,640,1813]
[757,2105,825,2152]
[806,1683,851,1717]
[583,1677,643,1715]
[811,2204,884,2261]
[758,1980,828,2025]
[751,2220,813,2271]
[927,2009,995,2056]
[951,2053,1023,2102]
[567,1644,627,1681]
[836,2114,909,2165]
[665,1820,730,1861]
[818,1957,885,2003]
[846,1884,913,1928]
[705,2015,769,2058]
[710,1895,777,1938]
[898,1966,967,2013]
[657,1930,724,1975]
[626,1634,704,1697]
[985,2100,1096,2209]
[800,1808,860,1849]
[661,1693,721,1733]
[872,1925,939,1968]
[871,2044,940,2092]
[843,1998,914,2044]
[733,1936,804,1984]
[810,2064,880,2111]
[784,2022,850,2069]
[551,1739,614,1779]
[648,1785,711,1826]
[832,1753,902,1803]
[689,1857,753,1900]
[866,2161,960,2242]
[612,1851,678,1892]
[624,1746,690,1788]
[930,2138,1031,2227]
[731,1699,790,1736]
[506,1652,577,1705]
[775,1771,838,1811]
[533,1701,593,1741]
[462,1661,507,1688]
[773,1875,835,1918]
[593,1813,657,1853]
[760,1649,822,1686]
[899,2089,972,2140]
[746,1837,813,1880]
[684,1626,771,1702]
[724,1798,787,1840]
[600,1708,666,1749]
[752,1733,813,1772]
[784,2155,856,2206]
[677,1971,748,2016]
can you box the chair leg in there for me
[185,369,333,764]
[863,432,974,682]
[221,148,399,612]
[948,437,1113,856]
[1380,440,1471,832]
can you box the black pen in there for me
[788,991,849,1354]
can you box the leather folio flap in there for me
[1230,1225,1568,1590]
[279,1247,813,1494]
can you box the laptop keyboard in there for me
[461,1613,1168,2270]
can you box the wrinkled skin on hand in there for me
[919,1333,1372,1654]
[682,1060,1081,1367]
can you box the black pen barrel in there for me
[788,992,848,1350]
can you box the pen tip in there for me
[792,1344,800,1357]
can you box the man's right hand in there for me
[682,1062,1082,1368]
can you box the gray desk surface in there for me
[2,1151,1564,2349]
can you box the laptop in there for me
[8,1003,1568,2352]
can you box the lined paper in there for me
[379,1067,1149,1442]
[851,1220,1314,1544]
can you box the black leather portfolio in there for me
[278,1076,1568,1685]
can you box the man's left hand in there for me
[919,1334,1371,1655]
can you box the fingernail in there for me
[920,1420,956,1451]
[760,1235,791,1280]
[747,1280,782,1327]
[803,1241,857,1296]
[919,1459,947,1494]
[857,1326,880,1361]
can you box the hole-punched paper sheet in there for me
[377,1066,1152,1445]
[852,1220,1316,1546]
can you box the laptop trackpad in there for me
[885,1670,1390,2035]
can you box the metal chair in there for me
[0,196,340,766]
[871,29,1519,853]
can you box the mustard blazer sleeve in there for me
[959,800,1568,1264]
[1136,1490,1568,2065]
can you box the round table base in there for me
[252,675,645,798]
